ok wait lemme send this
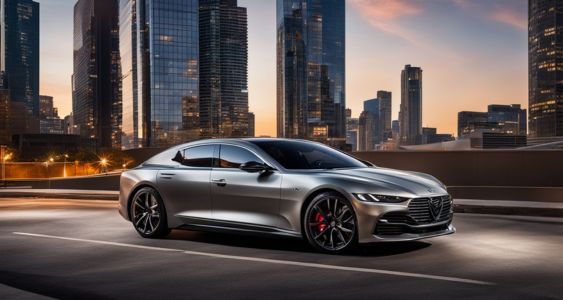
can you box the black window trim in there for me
[216,143,272,170]
[175,144,217,169]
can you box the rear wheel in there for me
[130,187,170,238]
[303,192,357,253]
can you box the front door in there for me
[211,144,282,228]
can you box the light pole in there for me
[1,145,5,187]
[63,154,68,177]
[46,157,54,189]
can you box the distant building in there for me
[345,109,359,151]
[358,111,375,151]
[277,0,346,148]
[63,114,79,135]
[363,98,381,145]
[422,127,454,144]
[13,134,95,161]
[391,119,400,140]
[458,105,527,139]
[120,0,200,149]
[458,111,489,138]
[39,95,56,119]
[487,104,527,135]
[247,112,255,137]
[377,91,392,140]
[528,0,563,138]
[73,0,121,149]
[1,0,40,135]
[199,0,249,138]
[470,132,527,149]
[399,65,423,145]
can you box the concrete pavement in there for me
[0,198,562,299]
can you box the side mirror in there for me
[240,161,273,173]
[359,159,376,167]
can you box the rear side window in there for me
[218,145,263,168]
[175,145,215,167]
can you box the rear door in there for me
[157,145,216,220]
[210,144,283,228]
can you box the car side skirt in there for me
[177,216,302,239]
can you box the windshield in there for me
[250,140,367,170]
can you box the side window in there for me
[219,145,263,168]
[175,145,214,167]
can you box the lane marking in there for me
[13,232,493,286]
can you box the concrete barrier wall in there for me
[352,151,563,187]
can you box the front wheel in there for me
[130,187,171,238]
[303,192,358,253]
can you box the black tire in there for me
[303,191,358,253]
[130,187,171,238]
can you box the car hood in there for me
[322,167,446,196]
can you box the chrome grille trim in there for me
[408,195,452,224]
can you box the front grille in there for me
[408,195,452,224]
[374,195,453,236]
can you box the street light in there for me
[100,157,109,174]
[63,154,69,178]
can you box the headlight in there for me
[353,193,409,203]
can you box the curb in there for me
[454,204,563,218]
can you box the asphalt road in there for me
[0,198,562,299]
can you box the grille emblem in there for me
[428,197,443,221]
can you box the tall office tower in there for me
[391,119,400,140]
[247,112,255,137]
[1,0,39,134]
[377,91,392,140]
[73,0,121,148]
[363,98,381,144]
[120,0,200,149]
[399,65,423,145]
[529,0,563,138]
[358,111,375,151]
[345,108,358,151]
[277,0,346,148]
[199,0,248,138]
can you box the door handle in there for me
[212,179,227,186]
[160,173,176,179]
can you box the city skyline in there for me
[38,0,527,137]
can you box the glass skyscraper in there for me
[120,0,200,149]
[276,0,345,147]
[528,0,563,138]
[199,0,248,138]
[399,65,423,145]
[0,0,39,133]
[73,0,121,149]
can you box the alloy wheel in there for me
[132,189,162,235]
[306,195,356,252]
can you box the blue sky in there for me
[38,0,527,136]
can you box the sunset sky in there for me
[38,0,527,137]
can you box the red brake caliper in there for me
[315,212,327,232]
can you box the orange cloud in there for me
[489,8,527,30]
[348,0,422,20]
[347,0,423,42]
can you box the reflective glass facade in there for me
[399,65,423,145]
[1,0,39,130]
[73,0,121,149]
[277,0,345,147]
[120,0,199,149]
[199,0,248,138]
[528,0,563,137]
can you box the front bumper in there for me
[351,195,455,244]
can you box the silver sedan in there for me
[119,138,454,253]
